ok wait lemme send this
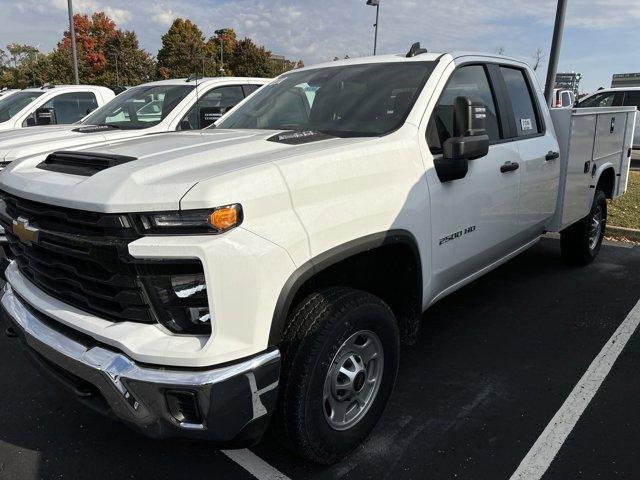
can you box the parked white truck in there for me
[0,47,635,464]
[0,84,115,131]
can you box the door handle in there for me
[500,161,520,173]
[545,151,560,161]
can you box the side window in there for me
[22,92,98,126]
[427,65,501,154]
[623,91,640,109]
[179,85,245,130]
[579,92,617,108]
[500,67,541,137]
[51,92,99,124]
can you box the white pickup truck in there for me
[0,48,635,464]
[0,84,114,131]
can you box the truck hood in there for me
[0,125,147,161]
[0,129,373,212]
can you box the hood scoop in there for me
[37,151,138,177]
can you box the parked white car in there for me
[577,87,640,149]
[0,48,635,463]
[0,84,115,131]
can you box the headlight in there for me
[135,204,242,235]
[141,267,212,335]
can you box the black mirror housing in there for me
[34,107,56,126]
[434,96,491,183]
[443,134,490,161]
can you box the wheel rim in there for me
[323,330,384,431]
[588,205,603,250]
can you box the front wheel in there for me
[560,190,607,265]
[273,287,400,464]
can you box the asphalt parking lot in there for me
[1,236,639,480]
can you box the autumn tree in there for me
[50,12,154,86]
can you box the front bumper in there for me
[1,284,281,446]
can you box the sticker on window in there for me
[521,118,533,131]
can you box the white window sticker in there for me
[521,118,533,131]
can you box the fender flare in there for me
[268,229,422,346]
[591,162,616,198]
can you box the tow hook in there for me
[5,326,17,338]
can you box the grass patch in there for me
[609,171,640,230]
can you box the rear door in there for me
[621,90,640,149]
[424,63,522,290]
[497,66,560,238]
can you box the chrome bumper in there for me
[1,284,281,445]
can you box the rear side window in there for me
[427,65,501,154]
[578,92,617,108]
[623,91,640,108]
[500,67,540,137]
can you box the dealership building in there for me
[555,72,582,95]
[611,73,640,89]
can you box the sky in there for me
[1,0,640,93]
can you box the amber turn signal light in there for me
[209,204,242,232]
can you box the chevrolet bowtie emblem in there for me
[12,217,39,245]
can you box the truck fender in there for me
[268,229,422,346]
[591,162,616,199]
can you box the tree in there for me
[532,48,545,72]
[227,38,274,77]
[157,18,209,79]
[51,12,155,86]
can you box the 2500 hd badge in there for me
[439,225,477,245]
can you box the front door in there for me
[424,63,521,293]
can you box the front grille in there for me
[0,192,155,323]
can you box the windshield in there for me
[82,84,194,129]
[0,91,44,123]
[217,62,436,137]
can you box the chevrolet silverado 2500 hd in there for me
[0,47,635,464]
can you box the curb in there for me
[606,225,640,242]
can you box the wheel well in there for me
[597,167,615,199]
[271,235,423,346]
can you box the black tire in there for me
[560,190,607,265]
[273,287,400,464]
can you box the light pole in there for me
[215,29,226,76]
[111,52,119,85]
[544,0,568,107]
[366,0,380,55]
[67,0,80,84]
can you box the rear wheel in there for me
[560,190,607,265]
[273,287,399,464]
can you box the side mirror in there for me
[86,107,97,115]
[199,107,223,129]
[435,96,490,183]
[26,117,36,127]
[34,107,56,126]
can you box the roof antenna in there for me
[406,42,428,58]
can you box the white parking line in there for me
[222,449,291,480]
[510,298,640,480]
